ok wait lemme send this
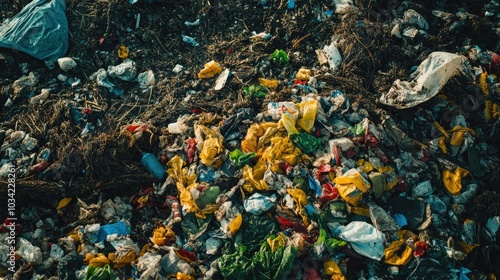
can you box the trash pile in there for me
[1,0,500,279]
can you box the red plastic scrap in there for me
[293,79,307,86]
[320,182,339,204]
[126,123,150,133]
[178,249,198,262]
[186,138,197,164]
[413,241,429,257]
[490,52,500,76]
[276,216,308,234]
[31,161,51,174]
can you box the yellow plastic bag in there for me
[167,155,198,214]
[378,165,398,191]
[260,136,301,167]
[258,78,279,89]
[241,122,278,153]
[113,250,136,269]
[442,166,469,195]
[242,165,269,193]
[384,239,413,266]
[356,159,374,173]
[438,136,448,154]
[287,188,309,225]
[198,60,222,79]
[334,169,371,206]
[324,259,345,280]
[280,111,299,135]
[479,71,489,96]
[228,213,242,236]
[296,99,318,133]
[448,126,475,146]
[177,272,195,280]
[196,125,224,167]
[296,68,311,81]
[200,135,224,166]
[267,232,287,252]
[152,225,176,246]
[88,253,111,267]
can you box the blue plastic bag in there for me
[97,221,130,242]
[0,0,68,61]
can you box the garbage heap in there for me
[1,0,500,279]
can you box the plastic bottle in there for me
[141,152,166,181]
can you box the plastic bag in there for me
[384,239,413,266]
[296,68,311,81]
[271,49,288,64]
[229,149,256,167]
[108,59,137,81]
[324,259,345,279]
[442,166,469,195]
[369,203,400,232]
[97,221,130,242]
[334,169,371,206]
[16,237,43,265]
[85,264,116,280]
[151,225,176,246]
[296,99,318,133]
[196,125,224,167]
[379,52,466,109]
[320,38,342,71]
[338,221,385,260]
[167,155,198,214]
[136,253,162,279]
[197,60,222,79]
[137,70,155,89]
[290,132,322,154]
[0,0,68,61]
[242,165,269,193]
[258,78,279,89]
[244,193,277,215]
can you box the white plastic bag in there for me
[338,221,385,260]
[137,252,162,279]
[16,237,43,265]
[108,59,137,81]
[244,193,277,215]
[380,52,466,109]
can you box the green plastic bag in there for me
[271,49,289,65]
[230,149,256,167]
[243,85,267,98]
[85,264,116,280]
[235,213,279,254]
[290,132,323,154]
[219,246,255,279]
[252,238,298,280]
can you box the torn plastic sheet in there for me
[379,52,466,109]
[0,0,68,62]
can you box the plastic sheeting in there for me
[379,52,466,109]
[0,0,68,61]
